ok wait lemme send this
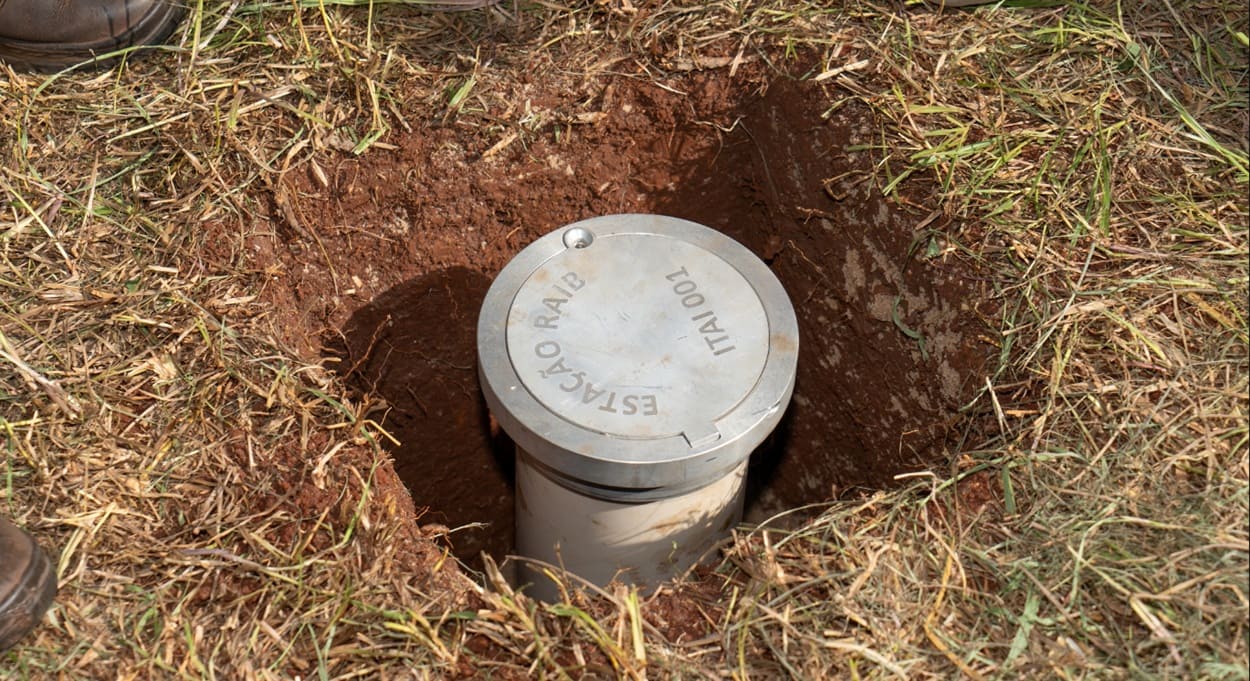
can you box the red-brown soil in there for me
[209,60,990,571]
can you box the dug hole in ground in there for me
[202,61,993,597]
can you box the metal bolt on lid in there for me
[478,214,799,499]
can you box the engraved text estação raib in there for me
[532,271,659,417]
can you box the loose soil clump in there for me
[250,64,988,569]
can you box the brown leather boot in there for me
[0,517,57,653]
[0,0,184,72]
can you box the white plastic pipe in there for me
[515,452,746,601]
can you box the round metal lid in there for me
[478,215,798,496]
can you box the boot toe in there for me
[0,518,58,653]
[0,0,186,72]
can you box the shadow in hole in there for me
[325,266,515,570]
[742,405,796,522]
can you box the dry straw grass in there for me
[3,0,1247,678]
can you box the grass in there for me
[3,0,1247,678]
